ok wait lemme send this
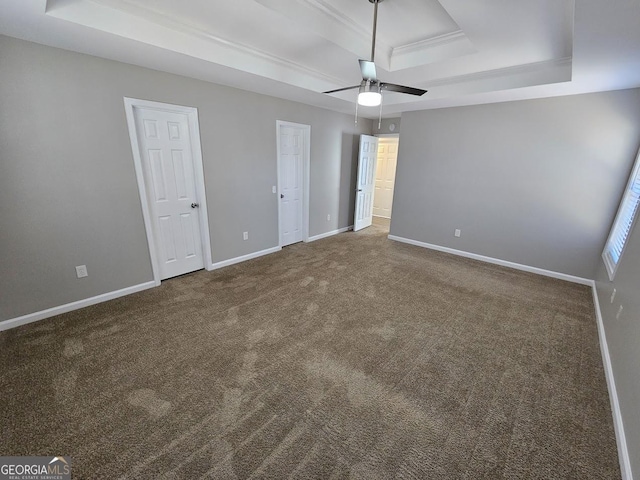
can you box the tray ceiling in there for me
[2,0,640,118]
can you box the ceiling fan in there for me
[323,0,427,109]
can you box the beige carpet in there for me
[0,222,620,479]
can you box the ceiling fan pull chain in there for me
[355,99,359,125]
[378,93,383,129]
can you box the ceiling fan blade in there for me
[380,83,428,96]
[359,60,377,81]
[323,85,361,94]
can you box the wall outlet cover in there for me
[75,265,88,278]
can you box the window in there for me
[603,148,640,280]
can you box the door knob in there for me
[280,194,284,198]
[358,189,363,192]
[191,203,199,208]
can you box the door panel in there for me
[134,107,204,279]
[172,151,190,200]
[159,215,177,262]
[354,135,379,231]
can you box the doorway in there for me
[372,136,399,231]
[276,121,310,247]
[124,98,213,285]
[354,135,399,233]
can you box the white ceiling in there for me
[1,0,640,118]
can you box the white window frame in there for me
[602,148,640,280]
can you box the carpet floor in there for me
[0,221,620,479]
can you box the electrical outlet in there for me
[75,265,88,278]
[616,305,624,320]
[454,229,461,238]
[243,231,249,241]
[610,289,617,303]
[327,214,331,221]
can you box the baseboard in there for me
[211,246,281,270]
[307,226,353,242]
[591,283,633,480]
[0,281,157,332]
[387,235,592,286]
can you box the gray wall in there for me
[0,35,371,321]
[391,90,640,279]
[595,187,640,478]
[372,117,401,136]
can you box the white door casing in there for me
[354,135,379,231]
[373,137,399,218]
[277,121,310,247]
[124,98,212,284]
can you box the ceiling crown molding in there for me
[47,0,347,89]
[390,30,476,71]
[255,0,393,69]
[255,0,473,73]
[424,56,573,89]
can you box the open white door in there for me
[133,107,205,279]
[124,98,213,284]
[354,135,379,231]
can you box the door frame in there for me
[276,120,310,246]
[124,97,213,286]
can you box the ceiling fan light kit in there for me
[358,81,382,106]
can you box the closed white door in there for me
[373,138,399,218]
[278,124,304,246]
[354,135,379,231]
[133,107,204,279]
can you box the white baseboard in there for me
[307,226,353,242]
[591,283,633,480]
[387,235,592,285]
[211,246,281,270]
[1,244,284,331]
[0,280,157,332]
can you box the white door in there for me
[133,107,204,279]
[354,135,379,231]
[373,138,399,218]
[278,124,305,246]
